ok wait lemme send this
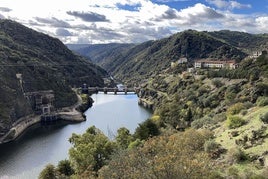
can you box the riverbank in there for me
[0,115,41,144]
[0,94,86,144]
[57,94,86,122]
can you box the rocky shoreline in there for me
[0,94,87,144]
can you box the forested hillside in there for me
[0,20,107,135]
[68,30,268,85]
[40,51,268,179]
[42,27,268,178]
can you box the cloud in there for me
[206,0,251,10]
[66,11,109,22]
[177,3,224,25]
[56,28,73,36]
[156,0,190,2]
[34,17,71,28]
[0,14,5,19]
[255,16,268,31]
[161,8,179,19]
[0,7,12,12]
[1,0,266,44]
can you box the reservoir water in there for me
[0,93,152,179]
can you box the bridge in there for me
[81,86,140,95]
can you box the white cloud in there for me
[0,0,266,44]
[206,0,251,10]
[175,3,224,25]
[156,0,190,2]
[0,14,5,19]
[56,28,73,36]
[256,16,268,32]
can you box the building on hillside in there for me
[171,57,188,68]
[194,59,238,69]
[249,51,262,59]
[178,57,188,64]
[187,68,195,73]
[24,90,55,115]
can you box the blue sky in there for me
[0,0,267,44]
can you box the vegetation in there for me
[40,127,216,179]
[69,30,268,86]
[227,115,246,129]
[0,19,108,135]
[6,22,264,178]
[68,126,115,174]
[46,51,268,179]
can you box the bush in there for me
[240,109,248,116]
[191,116,212,129]
[243,101,254,109]
[227,103,246,115]
[213,113,227,123]
[256,96,268,107]
[57,160,74,176]
[39,164,57,179]
[227,148,248,164]
[134,119,160,140]
[260,112,268,124]
[204,140,225,158]
[227,115,246,129]
[212,79,223,88]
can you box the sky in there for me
[0,0,267,44]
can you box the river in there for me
[0,93,152,179]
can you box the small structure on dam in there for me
[24,90,59,123]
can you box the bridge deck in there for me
[80,87,140,95]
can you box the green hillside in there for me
[50,30,268,178]
[0,20,108,135]
[69,30,268,87]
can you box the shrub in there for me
[227,115,246,129]
[39,164,57,179]
[134,119,160,140]
[204,140,225,158]
[240,109,248,116]
[227,148,248,164]
[212,113,227,123]
[243,101,254,109]
[260,112,268,124]
[191,116,212,129]
[256,96,268,107]
[227,103,246,115]
[57,160,74,176]
[212,79,223,88]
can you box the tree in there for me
[57,159,74,176]
[227,115,246,129]
[68,126,116,174]
[185,108,193,123]
[99,129,215,179]
[115,127,133,149]
[39,164,57,179]
[134,119,160,140]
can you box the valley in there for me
[0,18,267,178]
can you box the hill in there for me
[68,30,268,86]
[0,19,108,135]
[43,30,268,178]
[66,43,135,70]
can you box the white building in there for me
[178,57,188,64]
[194,59,238,69]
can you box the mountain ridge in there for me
[68,30,268,85]
[0,19,108,135]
